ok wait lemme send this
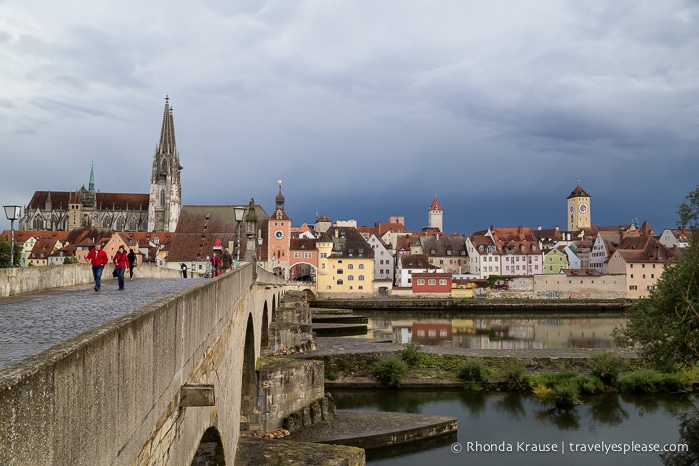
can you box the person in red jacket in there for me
[113,245,130,290]
[85,243,109,292]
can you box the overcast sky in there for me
[1,0,698,236]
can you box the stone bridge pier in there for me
[0,265,319,466]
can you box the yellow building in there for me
[316,226,375,298]
[451,280,476,298]
[607,235,678,299]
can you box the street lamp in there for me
[233,205,246,268]
[3,205,21,267]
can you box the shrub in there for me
[374,355,408,387]
[573,375,604,395]
[552,379,581,406]
[589,352,622,386]
[457,359,490,383]
[618,370,661,393]
[618,369,691,393]
[400,343,421,367]
[532,383,553,403]
[501,359,526,390]
[525,370,578,389]
[657,372,691,392]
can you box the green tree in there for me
[0,236,22,268]
[614,234,699,371]
[615,187,699,371]
[677,185,699,228]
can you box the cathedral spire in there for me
[89,161,95,194]
[157,95,176,155]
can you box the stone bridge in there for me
[0,264,325,465]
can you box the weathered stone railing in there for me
[0,263,182,297]
[0,265,286,465]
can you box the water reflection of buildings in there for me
[353,315,628,349]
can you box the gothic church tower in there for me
[148,96,182,232]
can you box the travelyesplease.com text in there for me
[451,440,688,455]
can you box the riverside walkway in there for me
[0,277,206,371]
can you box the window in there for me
[358,264,364,269]
[358,275,365,281]
[304,252,312,258]
[337,279,344,285]
[429,330,436,337]
[440,330,448,337]
[348,275,354,281]
[629,285,638,290]
[337,269,343,274]
[294,252,302,258]
[428,279,436,286]
[439,279,447,285]
[417,279,425,285]
[348,264,354,269]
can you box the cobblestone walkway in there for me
[0,278,206,371]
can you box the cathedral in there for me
[19,97,182,233]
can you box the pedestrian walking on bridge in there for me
[113,246,130,291]
[86,243,108,292]
[127,248,137,280]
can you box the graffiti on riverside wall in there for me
[536,290,563,299]
[536,290,592,299]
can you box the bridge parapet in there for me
[0,263,182,297]
[0,264,290,465]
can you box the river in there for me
[331,389,697,466]
[347,311,628,349]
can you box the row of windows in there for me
[336,276,366,283]
[416,279,448,286]
[416,329,448,338]
[293,252,314,258]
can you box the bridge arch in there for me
[289,261,317,282]
[191,427,225,465]
[240,313,257,431]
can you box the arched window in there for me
[358,275,365,281]
[348,264,354,269]
[348,275,354,281]
[358,264,364,269]
[102,217,111,228]
[32,216,44,229]
[129,218,138,230]
[116,218,124,231]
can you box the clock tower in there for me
[567,181,591,231]
[267,180,291,278]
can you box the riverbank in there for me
[310,298,632,313]
[295,337,642,385]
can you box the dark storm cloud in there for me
[1,0,698,234]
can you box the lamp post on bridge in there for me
[233,205,245,268]
[3,205,21,268]
[244,198,258,278]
